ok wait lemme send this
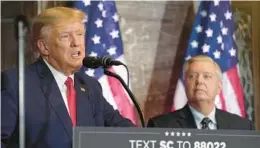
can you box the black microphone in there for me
[83,56,123,68]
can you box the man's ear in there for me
[217,81,222,94]
[37,40,49,56]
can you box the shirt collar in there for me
[188,104,217,124]
[43,58,74,87]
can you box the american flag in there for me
[75,0,137,124]
[172,0,246,117]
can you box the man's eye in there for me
[61,35,69,38]
[188,74,196,79]
[204,75,212,79]
[77,33,83,36]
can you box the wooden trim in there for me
[232,1,253,14]
[251,1,260,130]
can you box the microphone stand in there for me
[18,20,25,148]
[103,67,145,127]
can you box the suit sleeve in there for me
[102,97,135,127]
[94,81,135,127]
[1,71,19,148]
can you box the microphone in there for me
[83,56,123,68]
[83,56,145,126]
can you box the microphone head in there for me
[82,56,124,69]
[82,56,102,68]
[102,56,123,66]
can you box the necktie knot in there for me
[65,77,73,87]
[201,117,211,129]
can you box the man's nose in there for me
[71,34,80,47]
[196,74,204,84]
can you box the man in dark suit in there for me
[1,7,134,148]
[147,55,254,130]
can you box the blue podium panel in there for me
[73,127,260,148]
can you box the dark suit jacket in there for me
[1,58,134,148]
[147,104,254,130]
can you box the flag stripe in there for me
[107,67,136,123]
[171,80,187,111]
[98,75,118,109]
[222,72,242,116]
[219,90,227,110]
[215,95,222,109]
[112,56,135,106]
[226,66,246,117]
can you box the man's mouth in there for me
[195,89,206,92]
[72,51,81,57]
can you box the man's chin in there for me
[69,64,82,72]
[196,99,214,105]
[194,94,207,99]
[191,97,212,102]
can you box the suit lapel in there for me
[216,109,230,129]
[74,73,95,126]
[174,105,230,129]
[37,58,72,140]
[177,105,197,128]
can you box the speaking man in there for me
[1,7,134,148]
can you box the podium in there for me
[73,127,260,148]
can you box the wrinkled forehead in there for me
[48,20,85,33]
[188,60,217,74]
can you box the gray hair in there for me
[183,55,222,80]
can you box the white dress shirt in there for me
[188,105,217,130]
[43,59,74,115]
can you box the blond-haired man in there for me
[147,55,254,130]
[1,7,134,148]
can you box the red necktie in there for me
[65,77,76,126]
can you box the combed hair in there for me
[30,7,86,50]
[183,55,222,79]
